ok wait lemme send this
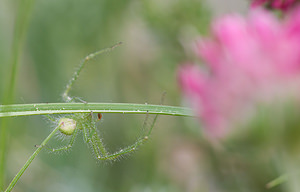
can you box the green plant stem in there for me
[0,0,36,189]
[0,103,193,117]
[266,174,288,189]
[4,125,60,192]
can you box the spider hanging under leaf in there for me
[42,42,159,161]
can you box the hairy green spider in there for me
[43,42,158,161]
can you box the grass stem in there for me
[0,103,193,117]
[0,0,36,189]
[4,125,60,192]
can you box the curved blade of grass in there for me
[0,0,36,189]
[4,125,61,192]
[0,103,194,117]
[266,174,288,189]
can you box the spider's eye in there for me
[58,118,76,135]
[97,113,102,121]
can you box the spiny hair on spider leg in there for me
[43,115,63,132]
[133,133,150,145]
[55,127,78,143]
[55,132,69,142]
[86,138,130,163]
[86,144,115,165]
[112,146,141,162]
[61,94,81,103]
[51,133,78,153]
[86,140,104,156]
[142,114,156,127]
[97,150,129,164]
[46,114,75,126]
[138,115,156,136]
[94,156,117,166]
[46,145,74,155]
[62,94,73,103]
[42,115,56,124]
[86,137,107,152]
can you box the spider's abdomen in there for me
[58,118,76,135]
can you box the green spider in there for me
[42,42,158,161]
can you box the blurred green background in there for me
[0,0,210,191]
[3,1,300,192]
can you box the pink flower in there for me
[178,8,300,138]
[251,0,298,11]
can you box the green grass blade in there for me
[0,103,193,117]
[4,125,60,192]
[0,0,36,189]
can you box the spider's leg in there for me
[39,128,78,152]
[82,124,107,159]
[145,113,159,137]
[97,113,159,161]
[142,92,164,137]
[91,130,108,157]
[81,113,94,143]
[86,112,109,157]
[89,132,107,159]
[82,121,90,143]
[144,91,165,137]
[97,135,149,161]
[90,140,102,159]
[67,97,87,104]
[62,42,122,102]
[44,114,56,122]
[73,97,88,104]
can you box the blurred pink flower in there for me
[251,0,298,11]
[178,8,300,138]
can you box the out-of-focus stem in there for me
[0,0,36,189]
